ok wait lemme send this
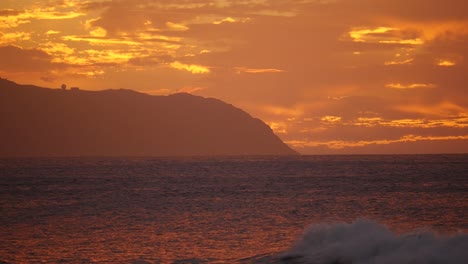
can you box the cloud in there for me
[385,83,436,89]
[287,134,468,149]
[170,61,210,74]
[395,102,467,117]
[166,22,189,31]
[436,59,456,67]
[321,115,342,123]
[321,115,468,129]
[0,9,24,16]
[127,55,174,66]
[46,30,60,35]
[62,35,141,46]
[235,67,286,74]
[0,45,54,72]
[385,58,414,65]
[176,86,205,94]
[0,7,84,28]
[347,27,423,45]
[0,44,115,86]
[0,32,31,44]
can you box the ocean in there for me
[1,155,467,263]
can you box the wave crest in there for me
[279,219,467,264]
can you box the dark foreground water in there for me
[1,155,467,263]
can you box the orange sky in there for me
[1,0,467,154]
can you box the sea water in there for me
[1,155,467,263]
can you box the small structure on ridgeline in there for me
[61,84,80,92]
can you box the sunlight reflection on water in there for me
[1,155,467,263]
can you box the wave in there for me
[278,219,467,264]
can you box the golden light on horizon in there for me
[287,135,468,150]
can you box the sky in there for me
[1,0,467,154]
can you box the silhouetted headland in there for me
[0,78,298,157]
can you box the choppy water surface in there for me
[1,155,467,263]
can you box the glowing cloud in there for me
[381,118,468,128]
[235,67,286,73]
[349,27,395,42]
[320,116,342,123]
[46,30,60,35]
[266,121,288,134]
[0,7,85,28]
[62,35,140,46]
[348,27,423,45]
[347,117,468,128]
[30,9,84,20]
[262,105,303,117]
[385,83,436,89]
[213,17,236,25]
[170,61,210,74]
[396,102,466,117]
[385,58,414,65]
[287,135,468,149]
[437,60,456,67]
[166,22,189,31]
[90,27,107,37]
[40,41,75,58]
[379,39,424,45]
[353,117,383,127]
[0,32,31,44]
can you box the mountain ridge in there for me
[0,78,298,157]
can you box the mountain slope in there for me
[0,78,297,157]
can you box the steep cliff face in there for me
[0,79,297,157]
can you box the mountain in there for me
[0,78,297,157]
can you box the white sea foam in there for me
[279,219,468,264]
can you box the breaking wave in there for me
[278,219,467,264]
